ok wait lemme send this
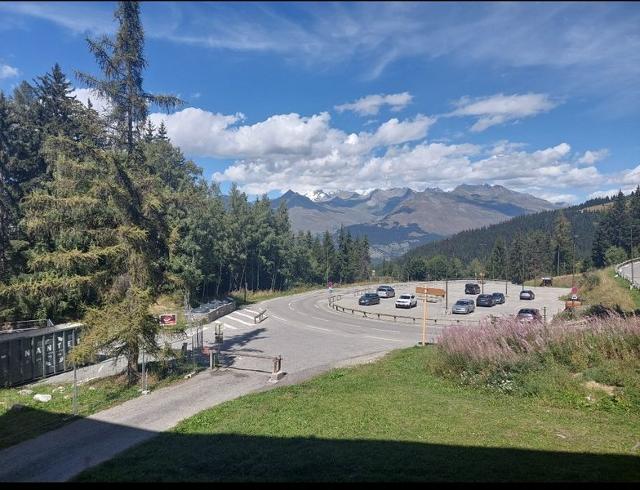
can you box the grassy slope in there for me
[0,358,199,450]
[78,347,640,482]
[526,267,638,311]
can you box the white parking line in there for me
[364,335,402,342]
[225,314,255,326]
[310,316,330,322]
[271,314,286,322]
[220,322,238,330]
[233,310,255,320]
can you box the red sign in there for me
[571,287,577,294]
[159,314,177,326]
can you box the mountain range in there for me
[270,184,561,260]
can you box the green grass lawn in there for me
[0,357,201,450]
[77,347,640,481]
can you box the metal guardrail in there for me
[330,303,479,326]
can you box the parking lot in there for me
[335,280,569,323]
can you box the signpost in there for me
[416,286,446,346]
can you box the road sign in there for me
[416,286,446,297]
[159,313,177,326]
[571,286,577,294]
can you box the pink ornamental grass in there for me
[438,314,640,365]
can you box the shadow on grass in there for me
[0,404,77,452]
[1,407,638,482]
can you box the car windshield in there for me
[455,300,469,305]
[364,294,377,298]
[492,293,502,296]
[518,309,537,315]
[399,295,411,299]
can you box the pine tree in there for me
[76,1,182,152]
[607,190,629,250]
[156,121,169,141]
[143,119,155,143]
[488,236,507,279]
[551,210,573,275]
[629,186,640,256]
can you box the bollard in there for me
[210,350,214,369]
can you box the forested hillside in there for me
[382,190,639,283]
[0,3,370,380]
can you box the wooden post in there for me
[422,285,428,346]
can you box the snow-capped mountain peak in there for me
[303,189,333,202]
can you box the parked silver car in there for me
[452,299,475,314]
[395,294,417,308]
[376,285,395,298]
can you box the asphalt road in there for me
[0,281,569,481]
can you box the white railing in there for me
[616,257,639,289]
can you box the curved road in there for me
[0,282,566,481]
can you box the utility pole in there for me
[521,255,525,291]
[73,362,78,416]
[572,234,578,289]
[631,224,635,285]
[421,284,428,346]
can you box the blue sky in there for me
[1,1,639,203]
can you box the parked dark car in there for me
[520,290,535,300]
[516,308,542,322]
[359,293,381,306]
[465,283,481,294]
[492,292,505,304]
[476,294,496,307]
[376,285,395,298]
[452,299,475,314]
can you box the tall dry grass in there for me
[438,315,640,369]
[432,314,640,411]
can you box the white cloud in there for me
[335,92,413,116]
[588,188,630,200]
[70,88,111,115]
[577,149,609,165]
[148,107,432,160]
[448,93,558,132]
[149,105,633,202]
[0,63,19,79]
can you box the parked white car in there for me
[395,294,417,309]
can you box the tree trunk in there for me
[126,346,139,385]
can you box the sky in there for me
[1,1,639,204]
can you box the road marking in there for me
[225,314,255,326]
[233,310,255,320]
[314,303,320,309]
[243,308,260,315]
[288,302,295,311]
[310,316,330,322]
[364,335,402,342]
[310,326,331,332]
[220,322,238,330]
[369,327,401,333]
[271,314,286,322]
